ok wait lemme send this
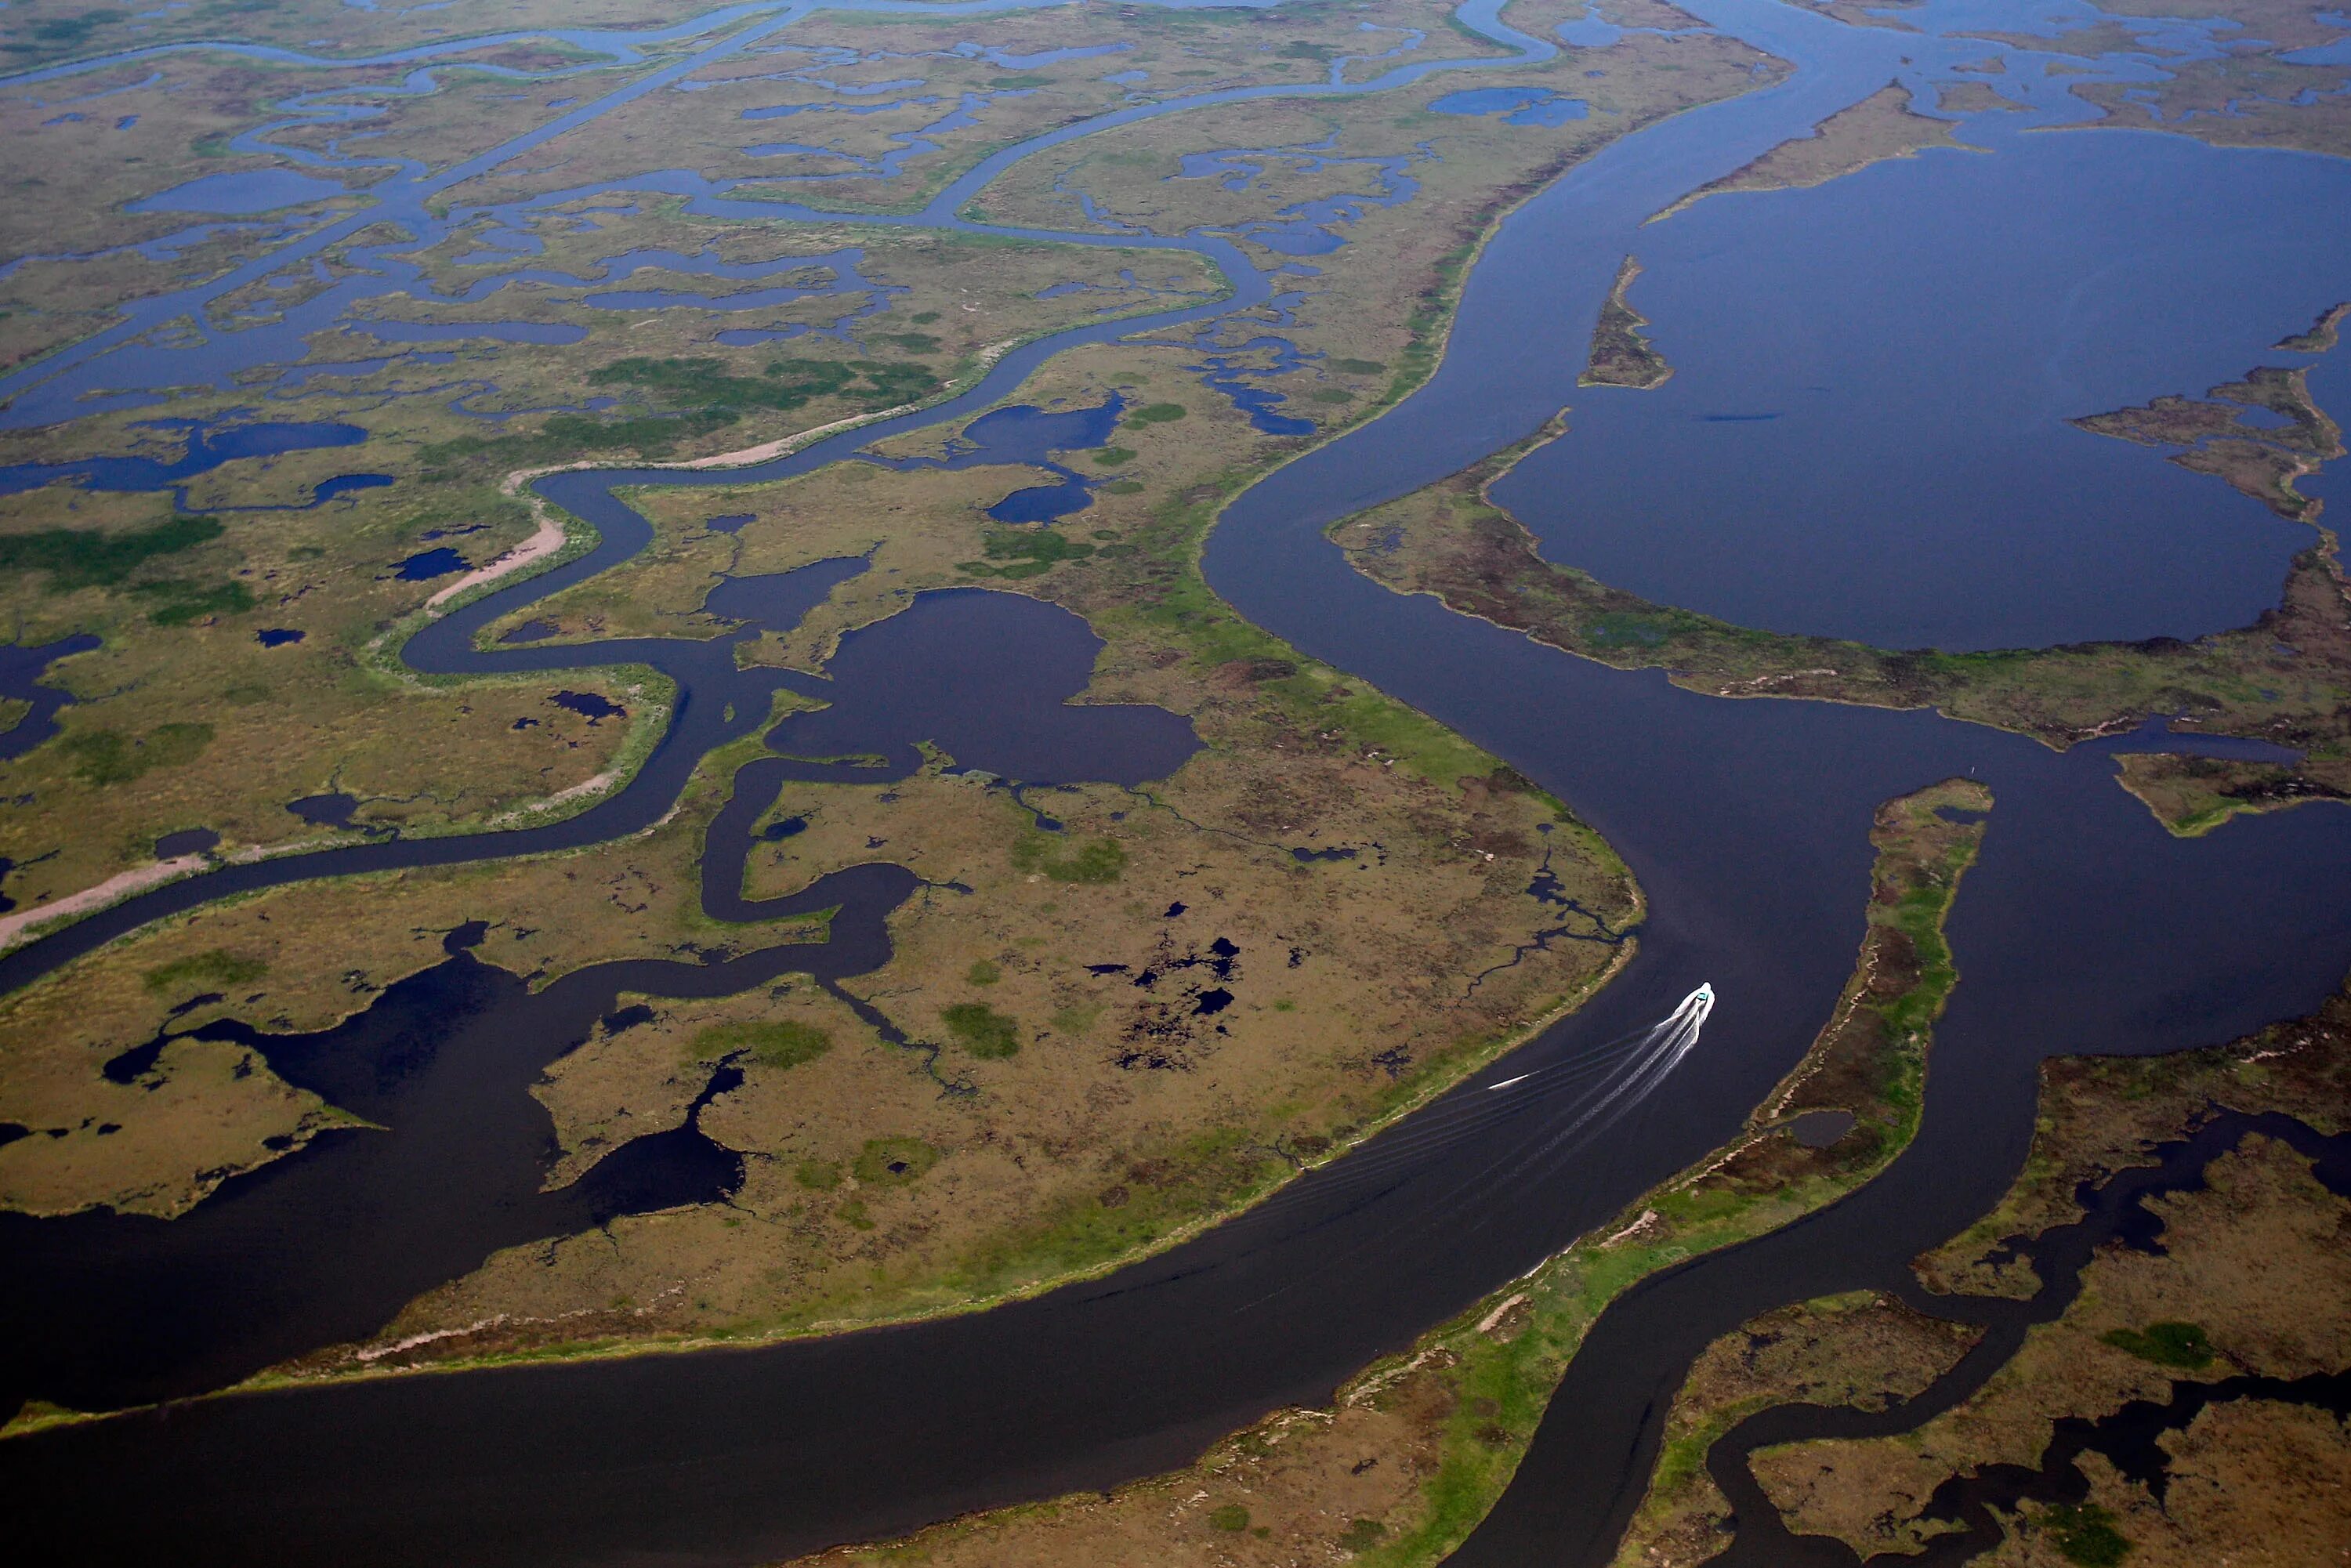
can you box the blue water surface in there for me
[0,420,368,497]
[128,170,347,214]
[393,547,469,581]
[1494,126,2351,650]
[1428,85,1588,124]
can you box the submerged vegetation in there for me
[140,949,266,997]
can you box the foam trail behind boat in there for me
[1458,982,1714,1219]
[1219,985,1717,1313]
[1228,984,1715,1227]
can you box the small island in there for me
[1581,255,1675,389]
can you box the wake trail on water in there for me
[1447,982,1715,1237]
[1210,988,1714,1319]
[1214,985,1715,1250]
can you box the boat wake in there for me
[1219,984,1716,1250]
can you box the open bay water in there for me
[1494,126,2351,650]
[2,1,2350,1564]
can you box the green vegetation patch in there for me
[2038,1502,2133,1566]
[422,411,737,469]
[691,1018,832,1070]
[135,580,254,626]
[853,1136,940,1185]
[2099,1320,2214,1369]
[143,949,267,996]
[1112,472,1524,792]
[1584,611,1673,647]
[61,722,213,785]
[1125,401,1189,425]
[7,9,127,53]
[1208,1504,1252,1532]
[586,354,940,416]
[941,1001,1022,1059]
[793,1159,842,1191]
[1011,833,1126,884]
[965,960,1002,985]
[0,516,222,590]
[959,527,1095,580]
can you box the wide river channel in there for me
[5,0,2351,1563]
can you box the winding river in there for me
[4,0,2351,1563]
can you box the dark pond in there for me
[1786,1107,1854,1148]
[548,690,625,723]
[393,547,469,581]
[701,552,871,628]
[864,396,1127,527]
[284,793,360,828]
[756,587,1197,784]
[151,829,219,860]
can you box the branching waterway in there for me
[4,1,2351,1564]
[1680,1110,2351,1568]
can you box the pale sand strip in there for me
[0,777,632,956]
[423,461,575,609]
[426,338,1021,611]
[665,402,920,471]
[0,855,208,954]
[424,511,567,609]
[2,353,1033,958]
[482,762,629,827]
[0,837,343,957]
